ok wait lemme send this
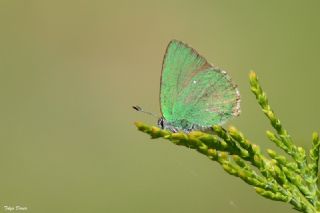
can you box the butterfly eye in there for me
[157,118,164,129]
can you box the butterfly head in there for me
[158,117,179,133]
[157,117,168,130]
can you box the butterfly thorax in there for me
[157,117,210,133]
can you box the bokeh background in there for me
[1,1,320,213]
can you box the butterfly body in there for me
[157,117,210,133]
[156,40,240,133]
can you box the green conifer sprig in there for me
[310,132,320,182]
[134,72,320,213]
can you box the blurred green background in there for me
[0,1,320,212]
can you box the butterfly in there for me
[134,40,240,133]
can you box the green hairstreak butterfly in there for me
[134,40,240,133]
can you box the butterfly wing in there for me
[160,40,210,120]
[160,40,240,127]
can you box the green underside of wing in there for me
[160,40,207,118]
[160,40,239,128]
[171,68,237,127]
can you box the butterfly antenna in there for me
[132,105,158,117]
